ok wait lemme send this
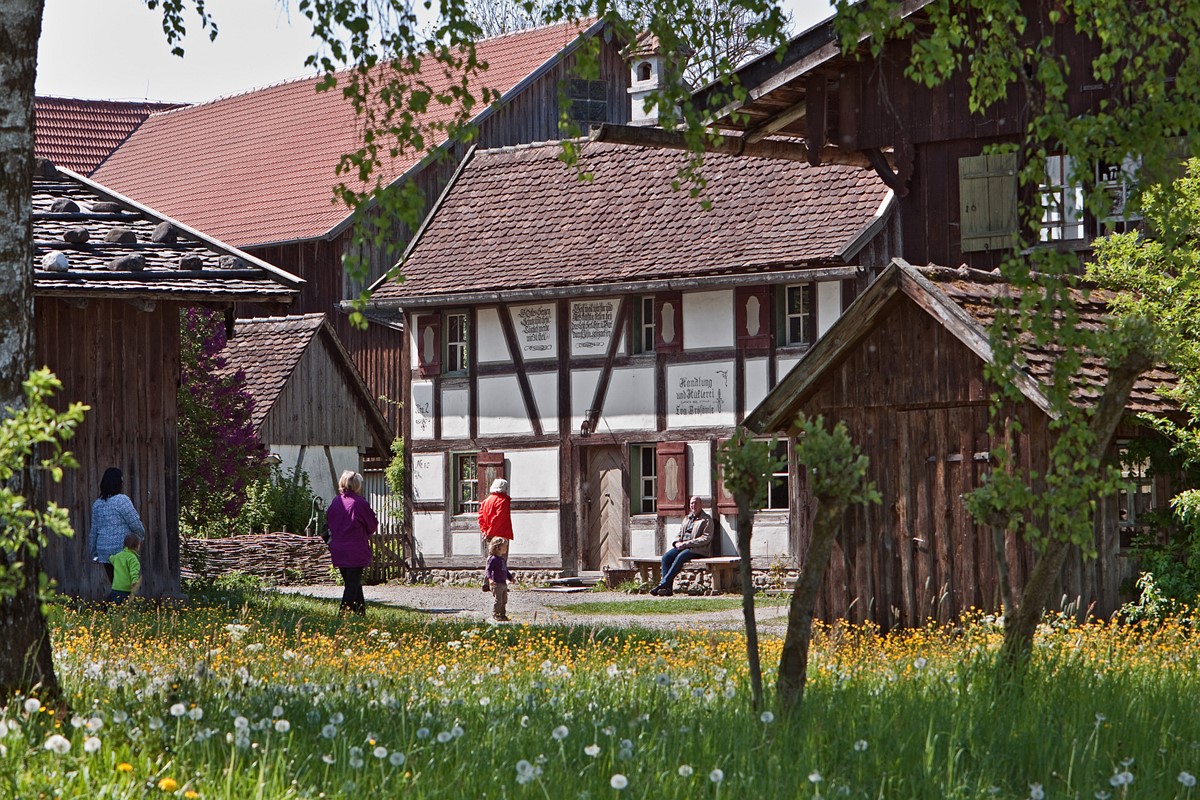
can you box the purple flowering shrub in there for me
[178,308,269,538]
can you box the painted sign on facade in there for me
[570,299,617,356]
[512,303,557,358]
[666,361,735,428]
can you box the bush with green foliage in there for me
[232,464,321,536]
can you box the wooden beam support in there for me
[591,123,873,168]
[805,75,828,166]
[744,99,806,144]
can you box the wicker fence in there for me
[181,532,333,585]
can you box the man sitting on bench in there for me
[650,496,713,596]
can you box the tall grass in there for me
[6,596,1200,799]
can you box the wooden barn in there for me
[34,96,185,176]
[743,260,1177,629]
[360,139,898,574]
[695,0,1154,270]
[218,313,393,509]
[92,20,635,436]
[32,161,302,600]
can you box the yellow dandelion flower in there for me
[184,792,200,799]
[117,763,134,773]
[158,777,178,792]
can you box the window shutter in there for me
[713,439,739,517]
[655,442,688,517]
[477,451,506,494]
[735,286,771,349]
[416,314,442,378]
[959,153,1018,252]
[655,291,683,353]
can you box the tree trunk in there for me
[777,506,843,714]
[999,347,1155,667]
[0,0,60,706]
[734,500,763,710]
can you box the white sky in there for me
[36,0,836,104]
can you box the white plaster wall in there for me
[630,519,658,558]
[441,387,470,439]
[715,514,737,556]
[510,511,560,554]
[599,366,657,431]
[777,356,802,384]
[570,369,601,433]
[749,514,791,557]
[476,308,511,364]
[452,531,483,557]
[666,360,735,429]
[511,303,558,361]
[687,441,712,501]
[817,281,842,338]
[528,372,559,434]
[411,452,445,503]
[411,380,436,440]
[683,289,734,350]
[408,312,422,364]
[412,511,444,557]
[505,449,559,499]
[743,358,771,416]
[478,375,534,436]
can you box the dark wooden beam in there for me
[744,99,806,144]
[805,75,828,166]
[591,123,873,169]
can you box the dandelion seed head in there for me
[854,739,869,752]
[710,769,724,784]
[678,765,694,777]
[1181,772,1198,788]
[43,734,70,754]
[585,744,600,757]
[390,751,406,766]
[610,774,629,790]
[274,719,291,733]
[23,698,40,715]
[760,711,775,724]
[552,725,569,741]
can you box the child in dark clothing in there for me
[486,536,514,622]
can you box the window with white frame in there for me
[1040,155,1086,242]
[765,440,789,510]
[630,444,657,514]
[452,452,479,515]
[780,284,816,346]
[444,311,469,374]
[632,296,655,354]
[1095,157,1143,233]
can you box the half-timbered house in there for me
[218,313,392,508]
[743,260,1177,628]
[360,139,897,574]
[32,161,302,600]
[93,20,633,437]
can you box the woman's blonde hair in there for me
[338,470,364,495]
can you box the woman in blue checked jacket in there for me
[88,467,145,587]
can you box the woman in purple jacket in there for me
[326,470,378,615]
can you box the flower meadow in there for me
[7,593,1200,799]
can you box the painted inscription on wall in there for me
[570,299,616,354]
[673,370,729,417]
[513,303,556,358]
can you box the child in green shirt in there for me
[107,533,142,605]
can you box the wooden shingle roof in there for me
[218,314,392,451]
[92,20,603,248]
[367,140,893,305]
[33,162,302,302]
[34,96,184,175]
[745,260,1178,434]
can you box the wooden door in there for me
[585,446,626,570]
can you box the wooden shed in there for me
[32,162,302,600]
[744,259,1176,629]
[218,313,393,506]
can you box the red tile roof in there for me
[35,97,184,175]
[33,163,302,302]
[92,20,599,248]
[369,140,893,302]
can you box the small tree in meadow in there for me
[715,429,784,711]
[777,413,879,715]
[178,308,269,537]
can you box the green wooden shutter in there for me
[959,153,1018,252]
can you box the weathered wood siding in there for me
[37,298,181,600]
[796,298,1130,629]
[258,334,379,449]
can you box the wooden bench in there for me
[619,555,742,593]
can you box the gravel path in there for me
[277,583,794,634]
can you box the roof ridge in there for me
[476,137,589,156]
[235,312,327,325]
[476,16,597,44]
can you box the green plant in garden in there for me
[232,464,320,536]
[0,369,85,704]
[715,428,784,711]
